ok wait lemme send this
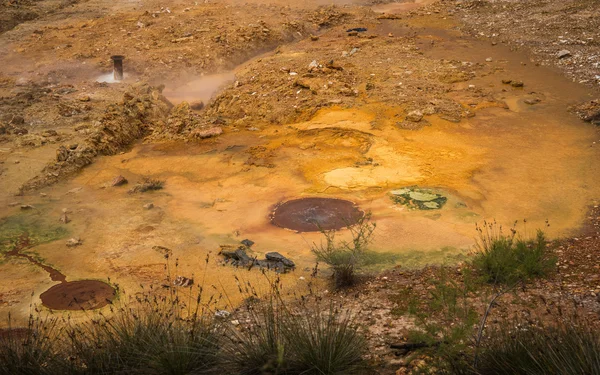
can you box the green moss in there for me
[0,215,68,256]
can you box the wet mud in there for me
[271,197,364,232]
[39,280,115,310]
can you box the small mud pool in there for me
[39,280,115,311]
[271,198,364,232]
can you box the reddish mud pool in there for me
[271,198,364,232]
[39,280,115,311]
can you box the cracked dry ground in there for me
[1,0,600,374]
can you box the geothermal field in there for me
[1,0,599,373]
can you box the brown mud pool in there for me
[271,198,364,232]
[39,280,115,311]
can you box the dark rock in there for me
[241,239,255,247]
[190,101,204,110]
[266,252,295,268]
[346,27,367,32]
[220,246,295,273]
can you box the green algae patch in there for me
[0,215,68,256]
[390,187,448,210]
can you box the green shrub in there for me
[474,319,600,375]
[472,223,555,286]
[311,213,376,288]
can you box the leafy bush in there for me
[311,213,376,288]
[474,319,600,375]
[472,222,555,285]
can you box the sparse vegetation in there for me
[475,319,600,375]
[310,213,376,288]
[0,312,65,375]
[392,222,571,374]
[472,221,555,285]
[0,261,367,375]
[222,277,367,375]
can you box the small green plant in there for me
[310,213,376,288]
[402,267,479,374]
[475,319,600,375]
[472,221,555,286]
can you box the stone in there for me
[143,203,154,210]
[59,213,71,224]
[485,57,493,62]
[66,238,82,247]
[557,50,572,59]
[215,310,230,319]
[20,205,34,210]
[265,252,295,268]
[173,276,193,287]
[192,126,222,139]
[56,146,69,162]
[112,175,128,187]
[325,60,343,71]
[405,110,423,122]
[220,246,295,273]
[511,81,524,88]
[190,101,204,110]
[241,239,254,247]
[524,98,541,105]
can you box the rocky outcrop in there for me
[19,85,171,193]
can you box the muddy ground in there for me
[0,0,599,373]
